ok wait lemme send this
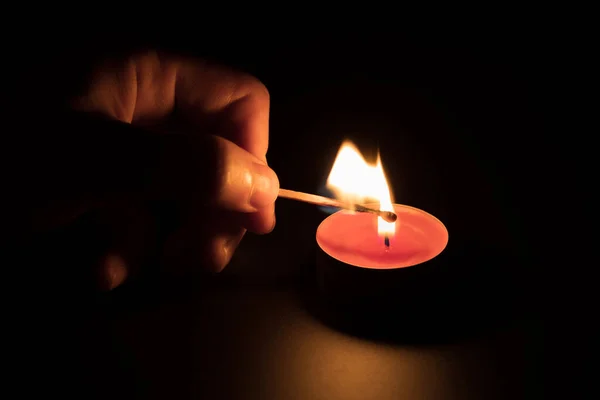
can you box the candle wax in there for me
[316,204,448,269]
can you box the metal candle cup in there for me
[315,203,448,304]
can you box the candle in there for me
[317,140,448,269]
[312,141,449,309]
[317,204,448,269]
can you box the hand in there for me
[14,51,279,291]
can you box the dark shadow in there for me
[51,272,217,399]
[300,241,534,346]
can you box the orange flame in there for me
[326,141,396,237]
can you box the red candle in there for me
[317,204,448,269]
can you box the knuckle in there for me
[236,74,270,105]
[250,82,270,109]
[249,79,270,102]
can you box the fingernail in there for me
[250,163,279,209]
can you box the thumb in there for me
[153,134,279,213]
[209,135,279,212]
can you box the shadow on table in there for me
[299,241,534,346]
[102,236,534,349]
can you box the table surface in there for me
[61,279,539,400]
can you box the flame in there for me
[327,141,396,237]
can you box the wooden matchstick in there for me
[278,188,397,223]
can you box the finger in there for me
[205,229,246,272]
[172,56,270,161]
[156,134,278,213]
[166,56,275,234]
[210,135,279,212]
[94,201,156,290]
[163,229,246,274]
[74,51,271,161]
[100,254,129,290]
[242,204,276,235]
[33,205,138,294]
[162,210,246,273]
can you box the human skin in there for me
[10,50,280,291]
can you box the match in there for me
[278,188,397,223]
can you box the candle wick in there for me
[384,235,390,249]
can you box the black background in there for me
[5,26,560,398]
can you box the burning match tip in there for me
[382,212,397,223]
